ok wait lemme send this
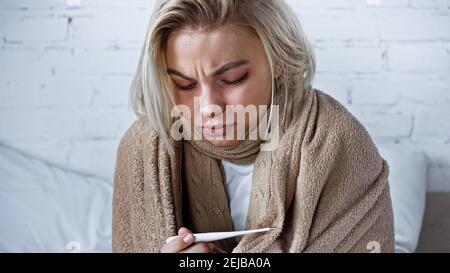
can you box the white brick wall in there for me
[0,0,449,191]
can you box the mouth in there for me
[201,123,235,137]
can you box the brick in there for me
[73,49,140,75]
[2,17,68,44]
[0,49,72,80]
[376,11,450,41]
[70,10,149,48]
[364,0,410,7]
[352,112,414,138]
[314,74,351,105]
[0,49,36,76]
[0,79,92,108]
[80,0,154,9]
[410,0,450,9]
[399,75,450,104]
[315,45,383,72]
[0,76,135,108]
[285,0,356,9]
[0,0,65,9]
[387,42,450,72]
[35,49,75,78]
[298,11,378,41]
[91,76,133,107]
[350,75,402,105]
[1,48,142,78]
[0,107,135,140]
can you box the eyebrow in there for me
[167,59,249,81]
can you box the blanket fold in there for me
[112,88,395,253]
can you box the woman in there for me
[112,0,394,253]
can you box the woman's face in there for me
[165,24,272,147]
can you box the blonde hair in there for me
[130,0,315,153]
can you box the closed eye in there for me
[175,82,197,91]
[221,73,249,86]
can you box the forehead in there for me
[165,25,262,70]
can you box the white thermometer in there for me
[165,227,275,244]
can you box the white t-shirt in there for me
[221,160,254,234]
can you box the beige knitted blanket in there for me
[112,89,394,253]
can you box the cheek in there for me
[175,90,196,105]
[174,91,197,119]
[224,79,272,107]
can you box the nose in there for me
[199,85,225,120]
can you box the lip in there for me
[201,123,235,137]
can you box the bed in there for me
[416,192,450,252]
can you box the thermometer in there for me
[165,227,275,244]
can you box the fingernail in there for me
[183,234,194,243]
[178,227,187,234]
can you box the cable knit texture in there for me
[112,89,395,253]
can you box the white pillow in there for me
[0,144,113,253]
[377,143,428,253]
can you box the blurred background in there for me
[0,0,449,252]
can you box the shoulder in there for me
[116,117,160,161]
[311,89,376,150]
[303,89,384,174]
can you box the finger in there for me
[161,233,195,253]
[179,243,214,253]
[178,227,193,236]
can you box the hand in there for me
[161,227,226,253]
